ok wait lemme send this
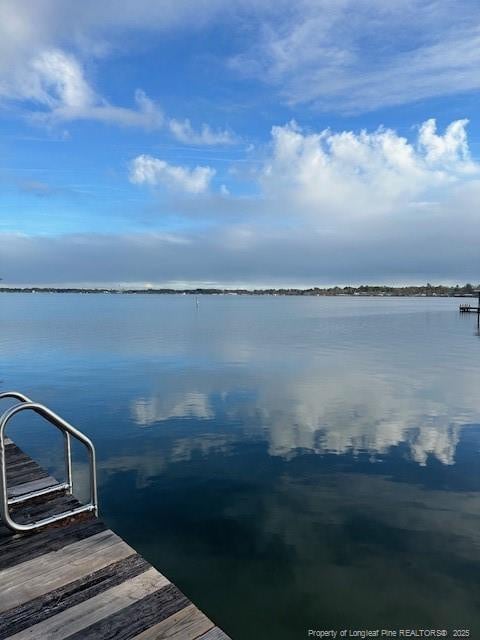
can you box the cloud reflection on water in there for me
[129,358,480,467]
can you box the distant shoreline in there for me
[0,286,477,297]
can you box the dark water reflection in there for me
[1,294,480,638]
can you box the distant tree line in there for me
[0,283,479,297]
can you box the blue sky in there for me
[1,0,480,287]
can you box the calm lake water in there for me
[1,294,480,638]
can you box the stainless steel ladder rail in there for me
[0,392,98,533]
[0,391,73,503]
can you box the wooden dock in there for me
[0,438,231,640]
[460,291,480,313]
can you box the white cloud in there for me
[2,47,165,129]
[3,117,480,285]
[1,43,241,143]
[1,49,79,107]
[45,88,165,129]
[261,118,478,221]
[1,1,480,115]
[31,50,94,109]
[5,0,480,142]
[0,2,241,140]
[129,154,215,194]
[168,118,236,145]
[228,0,480,112]
[418,118,474,169]
[2,44,235,141]
[0,0,228,70]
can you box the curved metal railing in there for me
[0,392,98,533]
[0,391,33,404]
[0,391,73,499]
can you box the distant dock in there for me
[459,289,480,314]
[0,394,230,640]
[459,304,480,313]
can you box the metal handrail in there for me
[0,395,98,533]
[0,391,32,404]
[0,391,73,502]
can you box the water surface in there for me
[1,294,480,638]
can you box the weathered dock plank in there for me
[6,568,171,640]
[198,628,232,640]
[8,476,59,499]
[131,603,214,640]
[0,442,231,640]
[0,555,149,639]
[0,530,135,614]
